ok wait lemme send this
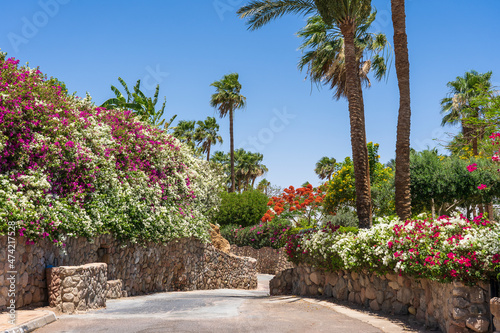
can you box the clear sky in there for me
[1,0,500,189]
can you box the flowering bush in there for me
[262,183,326,224]
[221,220,292,249]
[0,57,223,245]
[287,214,500,283]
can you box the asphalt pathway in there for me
[35,275,390,333]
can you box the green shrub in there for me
[213,190,269,228]
[323,207,359,227]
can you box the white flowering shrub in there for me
[0,57,222,245]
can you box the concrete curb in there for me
[3,311,57,333]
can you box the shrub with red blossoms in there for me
[0,56,223,245]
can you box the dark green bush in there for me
[213,190,269,228]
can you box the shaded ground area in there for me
[35,275,384,333]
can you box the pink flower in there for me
[387,241,393,249]
[477,184,488,190]
[467,163,477,172]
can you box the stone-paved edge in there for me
[300,297,425,333]
[1,310,56,333]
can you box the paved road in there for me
[36,275,385,333]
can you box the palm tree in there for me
[194,117,223,161]
[441,70,494,155]
[172,120,196,147]
[247,152,268,188]
[315,156,337,180]
[391,0,412,221]
[238,0,373,228]
[210,73,246,193]
[257,178,271,195]
[298,12,389,100]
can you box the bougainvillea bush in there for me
[0,56,223,245]
[286,214,500,283]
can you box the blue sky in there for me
[1,0,500,189]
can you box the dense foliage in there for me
[410,150,500,216]
[0,56,223,245]
[286,214,500,283]
[213,190,269,227]
[324,143,395,218]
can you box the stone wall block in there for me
[466,316,490,333]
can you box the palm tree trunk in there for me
[207,144,211,161]
[392,0,412,222]
[340,21,372,229]
[229,109,235,193]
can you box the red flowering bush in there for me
[262,183,326,224]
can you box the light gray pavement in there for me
[34,275,428,333]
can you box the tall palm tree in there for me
[315,156,337,180]
[441,70,494,155]
[210,73,246,193]
[391,0,412,221]
[238,0,373,228]
[194,117,223,161]
[172,120,196,147]
[298,11,389,100]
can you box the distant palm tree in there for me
[315,156,337,180]
[238,0,374,228]
[194,117,223,161]
[441,70,494,155]
[212,149,267,192]
[172,120,196,147]
[392,0,412,221]
[257,178,271,195]
[210,73,246,193]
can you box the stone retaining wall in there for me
[230,245,294,274]
[47,263,107,313]
[0,235,257,311]
[270,264,491,333]
[491,298,500,332]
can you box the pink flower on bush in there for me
[477,184,487,190]
[467,163,477,172]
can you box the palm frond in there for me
[238,0,316,30]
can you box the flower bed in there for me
[0,56,222,245]
[286,214,500,283]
